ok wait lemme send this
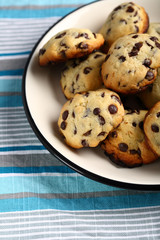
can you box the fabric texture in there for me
[0,0,160,239]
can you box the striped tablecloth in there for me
[1,0,160,239]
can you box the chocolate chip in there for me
[111,95,121,105]
[83,130,92,136]
[151,124,159,132]
[137,148,141,156]
[135,25,139,33]
[74,126,77,135]
[105,54,110,61]
[75,33,89,39]
[134,20,138,24]
[156,112,160,118]
[143,58,152,67]
[101,92,105,97]
[115,45,121,50]
[126,6,134,12]
[77,42,88,49]
[72,111,75,118]
[60,50,66,57]
[155,41,160,49]
[55,32,66,39]
[97,132,106,137]
[128,42,143,57]
[76,74,79,81]
[84,92,89,97]
[98,115,105,125]
[130,149,138,155]
[132,122,137,127]
[139,121,143,130]
[84,67,92,74]
[105,74,109,79]
[81,139,89,147]
[93,108,101,115]
[92,32,96,38]
[132,35,138,39]
[150,36,158,42]
[114,5,121,11]
[118,143,128,152]
[119,55,126,62]
[108,104,118,114]
[60,121,67,130]
[60,42,68,48]
[111,131,117,138]
[134,11,138,17]
[94,54,102,58]
[145,70,155,80]
[145,41,154,49]
[39,48,46,56]
[62,110,69,120]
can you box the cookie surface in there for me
[101,33,160,94]
[144,101,160,156]
[58,89,124,149]
[147,22,160,40]
[101,110,158,168]
[99,2,149,49]
[60,51,106,99]
[139,68,160,109]
[39,28,104,66]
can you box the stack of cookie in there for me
[38,1,160,168]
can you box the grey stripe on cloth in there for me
[0,58,27,71]
[1,206,160,219]
[0,208,160,240]
[0,4,82,10]
[0,92,22,96]
[0,153,63,167]
[0,190,154,200]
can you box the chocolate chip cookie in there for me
[101,110,158,168]
[99,2,149,50]
[101,33,160,94]
[58,89,124,149]
[60,51,106,99]
[39,28,104,66]
[144,101,160,156]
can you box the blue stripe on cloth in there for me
[0,175,120,194]
[0,79,22,92]
[0,193,160,212]
[0,0,94,6]
[0,96,23,107]
[0,69,23,76]
[0,145,46,151]
[0,51,30,56]
[0,166,74,174]
[0,8,75,18]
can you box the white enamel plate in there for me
[22,0,160,190]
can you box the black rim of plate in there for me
[22,0,160,191]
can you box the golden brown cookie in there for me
[39,28,104,66]
[58,89,124,149]
[101,110,158,168]
[60,51,106,99]
[101,33,160,94]
[99,2,149,50]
